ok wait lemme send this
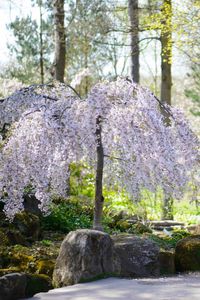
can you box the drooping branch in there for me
[0,78,199,225]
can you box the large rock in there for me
[175,235,200,272]
[53,229,114,287]
[0,273,27,300]
[25,274,52,298]
[112,234,160,277]
[13,212,41,242]
[187,224,200,235]
[0,273,52,300]
[159,250,175,275]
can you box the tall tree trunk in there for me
[160,0,172,105]
[160,0,173,220]
[53,0,66,82]
[128,0,140,83]
[93,116,104,231]
[39,0,44,84]
[162,197,173,220]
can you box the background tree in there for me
[64,0,113,92]
[160,0,172,105]
[53,0,66,82]
[178,0,200,118]
[39,0,44,84]
[141,0,174,219]
[128,0,139,83]
[7,3,53,84]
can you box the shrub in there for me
[41,199,92,233]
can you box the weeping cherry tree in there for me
[0,79,199,230]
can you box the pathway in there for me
[23,273,200,300]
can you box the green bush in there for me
[41,199,92,233]
[147,229,191,250]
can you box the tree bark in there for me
[93,115,104,231]
[53,0,66,82]
[160,0,172,105]
[39,0,44,84]
[128,0,140,83]
[162,197,174,220]
[160,0,173,220]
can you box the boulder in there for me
[25,274,52,298]
[53,229,114,287]
[0,273,27,300]
[13,212,41,242]
[112,234,160,278]
[187,224,200,235]
[6,229,27,246]
[175,235,200,272]
[159,250,175,275]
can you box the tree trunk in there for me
[93,115,104,231]
[160,0,172,105]
[128,0,140,83]
[53,0,66,82]
[162,197,174,220]
[39,0,44,84]
[160,0,173,220]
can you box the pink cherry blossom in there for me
[0,79,199,220]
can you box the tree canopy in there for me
[0,79,199,227]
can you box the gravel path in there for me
[23,273,200,300]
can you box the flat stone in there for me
[22,274,200,300]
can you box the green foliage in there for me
[65,0,113,87]
[70,163,95,198]
[128,223,153,234]
[40,162,200,233]
[41,199,92,233]
[185,69,200,117]
[147,234,172,249]
[173,199,200,224]
[147,229,191,250]
[103,188,164,222]
[6,9,53,83]
[171,229,190,242]
[41,240,52,247]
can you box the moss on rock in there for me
[116,220,131,231]
[0,229,9,246]
[0,267,21,276]
[13,212,41,242]
[36,259,55,277]
[175,235,200,272]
